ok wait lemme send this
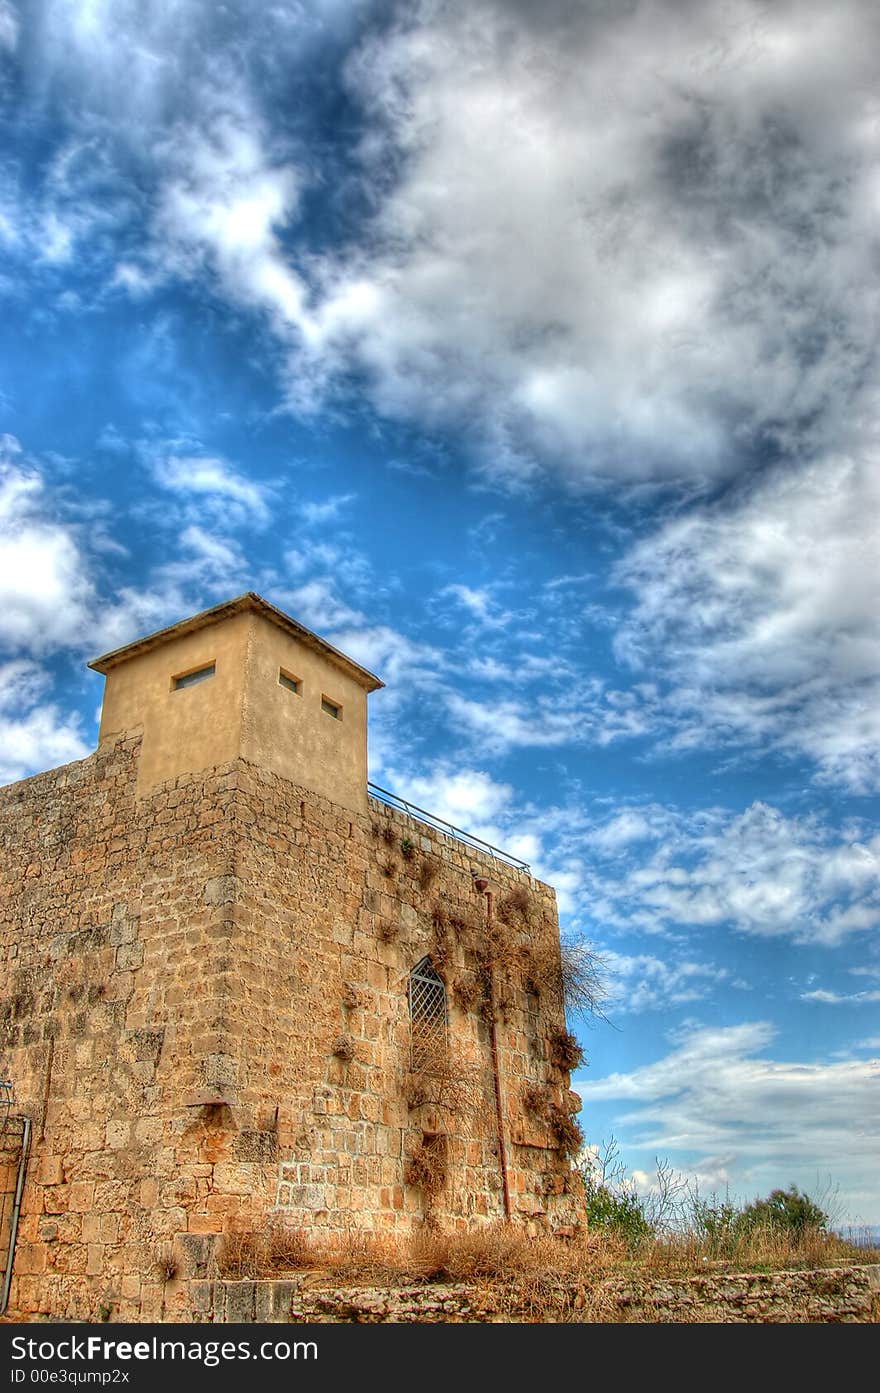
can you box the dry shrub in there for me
[315,1230,408,1283]
[549,1108,584,1159]
[405,1224,622,1287]
[332,1035,355,1062]
[405,1050,482,1120]
[382,826,397,847]
[449,908,482,940]
[549,1029,585,1071]
[400,838,417,861]
[452,972,484,1013]
[496,884,533,925]
[377,920,398,943]
[522,1082,554,1122]
[154,1250,178,1283]
[404,1134,448,1197]
[479,918,527,972]
[418,860,438,892]
[524,937,607,1019]
[217,1220,874,1305]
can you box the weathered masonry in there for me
[0,593,584,1322]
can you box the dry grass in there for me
[214,1219,880,1318]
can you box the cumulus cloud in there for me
[299,495,356,526]
[446,684,657,754]
[18,1,879,491]
[0,659,89,783]
[578,1020,880,1216]
[153,110,315,354]
[291,0,880,485]
[0,442,96,653]
[577,800,880,947]
[151,448,271,525]
[604,950,734,1014]
[614,455,880,790]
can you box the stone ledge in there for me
[204,1263,880,1323]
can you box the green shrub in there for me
[739,1184,829,1236]
[581,1171,654,1247]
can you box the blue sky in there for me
[1,0,879,1226]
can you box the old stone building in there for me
[0,593,585,1322]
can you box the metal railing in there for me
[367,782,531,873]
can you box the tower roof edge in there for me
[87,591,385,691]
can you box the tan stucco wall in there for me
[96,610,370,809]
[240,611,369,814]
[97,611,251,794]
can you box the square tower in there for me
[90,593,383,811]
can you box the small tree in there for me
[739,1184,829,1236]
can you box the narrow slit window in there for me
[172,662,215,690]
[321,696,342,720]
[409,956,448,1070]
[279,669,301,694]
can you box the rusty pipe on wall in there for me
[0,1114,32,1317]
[478,884,513,1223]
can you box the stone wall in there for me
[203,1264,880,1323]
[0,734,582,1323]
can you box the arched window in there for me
[408,957,447,1070]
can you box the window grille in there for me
[409,957,447,1070]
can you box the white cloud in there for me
[279,0,880,485]
[177,525,247,582]
[151,450,270,525]
[280,578,365,633]
[579,1021,880,1219]
[0,448,96,654]
[604,950,733,1014]
[153,109,316,359]
[577,801,880,948]
[382,764,514,830]
[0,660,89,784]
[440,584,513,629]
[446,684,657,754]
[801,988,880,1005]
[0,1,18,52]
[299,495,356,526]
[14,1,880,497]
[615,454,880,790]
